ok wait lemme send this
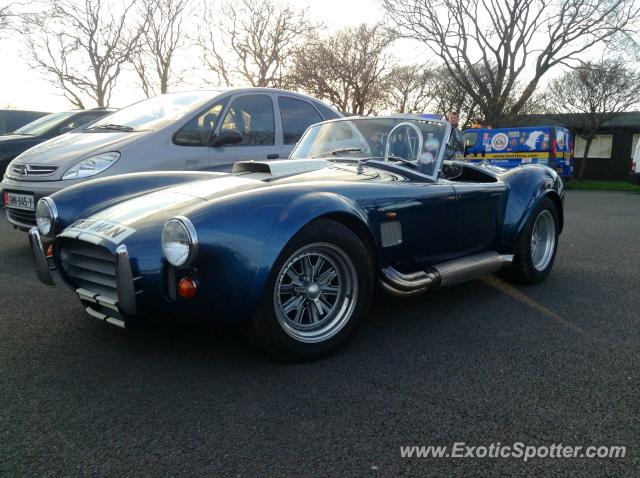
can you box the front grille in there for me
[7,208,36,226]
[11,164,58,176]
[59,240,117,298]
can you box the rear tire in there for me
[247,220,373,362]
[505,198,559,285]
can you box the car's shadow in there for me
[69,279,504,371]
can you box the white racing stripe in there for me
[60,218,136,244]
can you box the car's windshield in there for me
[88,91,220,132]
[291,117,450,178]
[12,111,76,136]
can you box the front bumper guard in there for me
[29,228,139,327]
[28,227,55,286]
[76,246,139,329]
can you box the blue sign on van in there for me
[463,126,573,179]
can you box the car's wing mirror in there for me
[210,129,243,147]
[173,130,205,146]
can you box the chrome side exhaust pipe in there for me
[381,251,513,297]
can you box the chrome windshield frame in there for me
[292,116,452,182]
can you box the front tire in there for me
[506,198,559,285]
[247,220,373,361]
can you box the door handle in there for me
[267,154,280,159]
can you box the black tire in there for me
[504,197,559,285]
[247,219,373,362]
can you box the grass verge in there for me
[565,180,640,192]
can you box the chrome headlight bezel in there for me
[35,197,58,237]
[61,151,120,180]
[161,216,199,269]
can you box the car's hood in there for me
[61,161,384,244]
[58,175,266,246]
[95,176,265,227]
[10,130,148,167]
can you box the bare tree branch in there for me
[545,58,640,180]
[383,0,640,126]
[21,0,146,108]
[195,0,311,88]
[383,64,436,114]
[133,0,190,96]
[291,23,394,115]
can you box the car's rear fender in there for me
[498,166,564,248]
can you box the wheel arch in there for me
[499,166,564,248]
[508,190,563,248]
[251,192,379,314]
[315,211,379,271]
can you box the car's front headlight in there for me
[35,197,58,237]
[161,216,199,268]
[62,152,120,180]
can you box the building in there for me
[520,112,640,180]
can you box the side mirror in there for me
[210,129,243,147]
[173,130,205,146]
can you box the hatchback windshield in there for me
[291,117,450,178]
[12,111,76,136]
[88,91,220,132]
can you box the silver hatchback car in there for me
[1,88,341,229]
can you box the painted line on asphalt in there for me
[481,275,588,336]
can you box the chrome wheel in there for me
[530,210,556,271]
[274,242,358,344]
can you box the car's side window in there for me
[59,113,105,133]
[314,102,340,120]
[174,101,227,146]
[279,97,323,145]
[219,94,275,146]
[463,132,478,148]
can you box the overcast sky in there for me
[0,0,426,112]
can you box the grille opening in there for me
[60,240,117,299]
[11,164,58,176]
[7,209,36,226]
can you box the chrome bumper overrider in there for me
[28,227,55,286]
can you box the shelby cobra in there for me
[29,116,564,360]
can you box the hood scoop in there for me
[232,159,329,178]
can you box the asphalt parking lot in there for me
[1,190,638,477]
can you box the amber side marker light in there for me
[46,245,53,258]
[178,277,198,299]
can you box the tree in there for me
[0,1,17,36]
[429,65,481,128]
[195,0,310,88]
[291,23,394,115]
[546,59,640,180]
[22,0,146,108]
[383,0,639,126]
[133,0,190,97]
[383,64,436,114]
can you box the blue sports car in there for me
[29,116,564,360]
